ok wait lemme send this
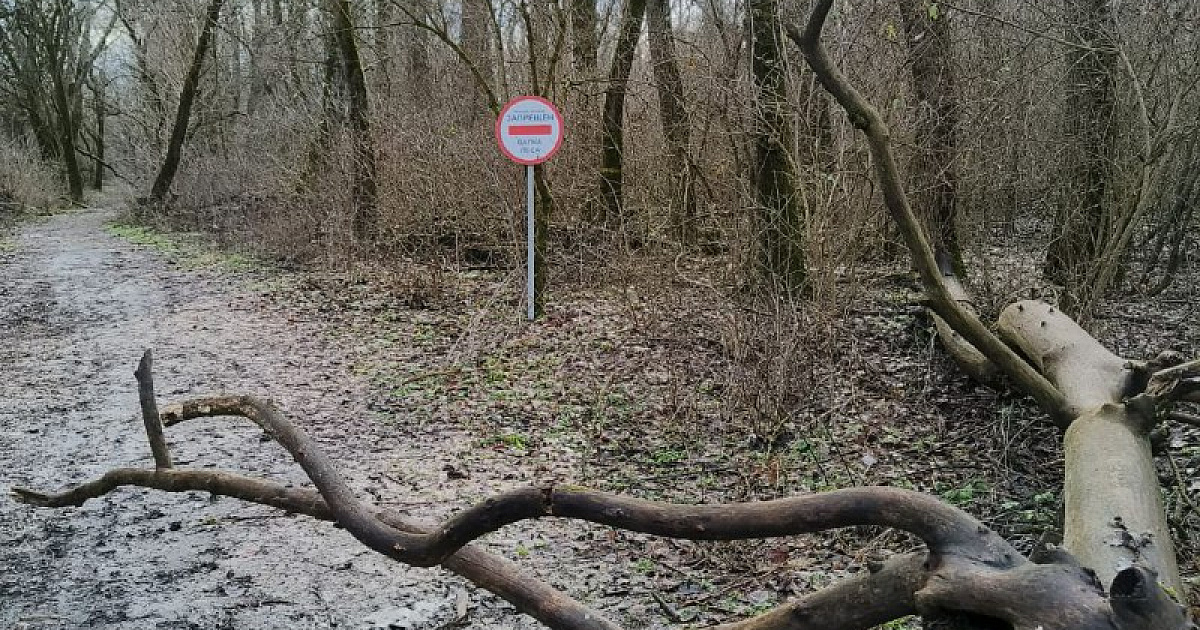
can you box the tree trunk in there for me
[896,0,962,276]
[403,1,432,101]
[92,80,105,191]
[149,0,225,204]
[749,0,806,294]
[999,301,1182,596]
[374,0,392,97]
[1045,0,1117,288]
[326,0,379,243]
[597,0,648,225]
[646,0,697,244]
[570,0,597,81]
[461,0,494,118]
[50,66,83,203]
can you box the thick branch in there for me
[19,463,1179,630]
[786,1,1069,424]
[998,300,1183,597]
[20,389,1193,629]
[931,268,1002,386]
[13,467,332,516]
[163,396,1020,567]
[714,553,924,630]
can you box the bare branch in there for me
[160,396,1020,566]
[785,0,1070,425]
[12,468,620,630]
[20,389,1191,630]
[1167,410,1200,428]
[713,553,924,630]
[13,467,331,516]
[1145,358,1200,403]
[134,349,172,469]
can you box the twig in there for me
[134,349,172,469]
[649,590,682,623]
[937,1,1094,53]
[1167,410,1200,428]
[1152,358,1200,382]
[1165,452,1200,521]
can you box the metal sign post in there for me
[526,164,535,321]
[494,96,565,321]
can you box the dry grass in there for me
[0,137,62,217]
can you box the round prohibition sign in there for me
[495,96,565,166]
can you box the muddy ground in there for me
[1,201,1197,629]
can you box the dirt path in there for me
[0,206,547,629]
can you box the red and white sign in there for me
[495,96,564,165]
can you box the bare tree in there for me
[647,0,697,243]
[896,0,962,276]
[597,0,647,225]
[149,0,226,204]
[0,0,112,203]
[749,0,806,293]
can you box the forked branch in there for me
[16,385,1191,629]
[14,467,619,630]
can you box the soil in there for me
[1,201,1197,629]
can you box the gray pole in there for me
[526,164,536,321]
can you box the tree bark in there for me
[461,0,494,118]
[325,0,379,243]
[750,0,806,294]
[646,0,697,243]
[896,0,962,276]
[374,0,392,97]
[1044,0,1117,289]
[998,301,1182,596]
[149,0,225,204]
[134,350,172,469]
[597,0,648,224]
[406,12,432,100]
[92,77,105,191]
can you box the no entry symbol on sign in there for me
[495,96,564,166]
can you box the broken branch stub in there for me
[134,349,172,469]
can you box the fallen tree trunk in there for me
[785,0,1194,620]
[1000,300,1182,595]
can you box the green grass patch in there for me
[105,221,265,272]
[104,222,182,255]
